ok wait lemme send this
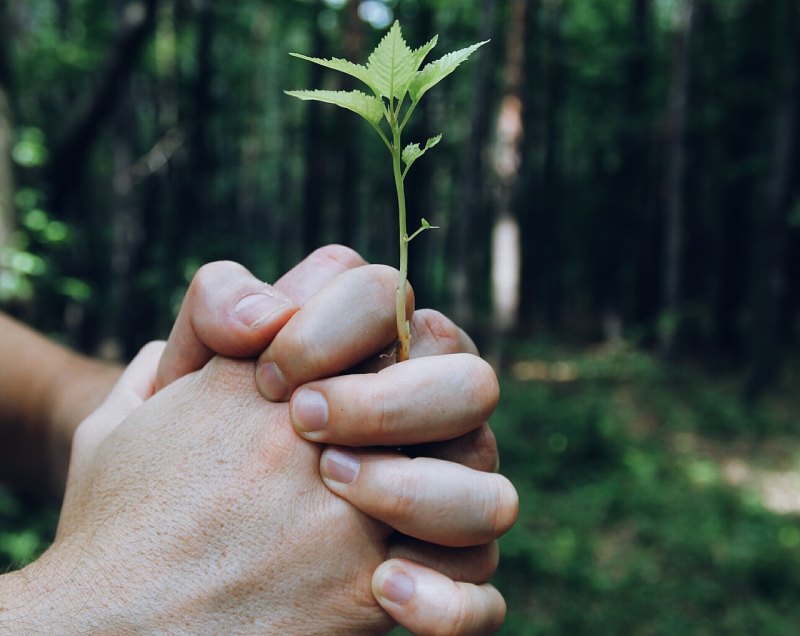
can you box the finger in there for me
[156,246,366,391]
[156,261,297,390]
[256,264,414,401]
[274,244,367,305]
[387,538,499,585]
[372,559,507,636]
[406,423,499,473]
[289,354,498,446]
[352,308,478,374]
[319,448,518,546]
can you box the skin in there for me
[0,245,518,634]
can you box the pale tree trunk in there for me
[0,0,14,254]
[451,0,497,329]
[660,0,695,357]
[746,0,800,400]
[490,0,530,343]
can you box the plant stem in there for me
[391,124,411,362]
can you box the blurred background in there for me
[1,0,800,633]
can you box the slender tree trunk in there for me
[612,0,652,343]
[47,0,158,217]
[301,1,327,255]
[490,0,530,352]
[541,0,566,331]
[451,0,498,329]
[745,0,800,399]
[660,0,695,357]
[516,1,542,333]
[0,0,14,255]
[335,0,364,250]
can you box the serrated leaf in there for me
[402,134,442,167]
[284,89,384,125]
[409,40,489,102]
[366,21,416,99]
[401,142,422,166]
[289,53,377,95]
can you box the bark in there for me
[301,1,327,255]
[0,0,14,252]
[47,0,158,216]
[451,0,498,329]
[490,0,529,341]
[540,0,566,331]
[335,0,365,249]
[660,0,695,357]
[745,0,800,399]
[616,0,653,341]
[516,1,542,332]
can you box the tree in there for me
[660,0,695,357]
[746,0,800,399]
[0,0,14,254]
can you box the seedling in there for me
[287,21,486,362]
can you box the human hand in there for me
[145,245,517,634]
[14,321,513,634]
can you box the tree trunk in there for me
[0,0,15,254]
[301,1,327,256]
[47,0,158,217]
[660,0,695,357]
[515,1,542,333]
[745,0,800,399]
[335,0,364,250]
[490,0,530,351]
[451,0,498,330]
[540,0,566,331]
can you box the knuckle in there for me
[439,590,471,636]
[191,260,244,296]
[470,425,500,473]
[309,244,367,270]
[383,466,420,521]
[415,309,462,354]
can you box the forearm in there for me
[0,313,122,498]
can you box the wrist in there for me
[0,544,127,634]
[44,354,122,498]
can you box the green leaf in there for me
[409,40,489,102]
[284,89,384,125]
[366,21,416,99]
[289,53,377,95]
[402,134,442,167]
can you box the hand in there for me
[100,246,516,633]
[14,325,513,634]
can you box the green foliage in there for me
[490,345,800,634]
[286,20,485,360]
[0,487,57,572]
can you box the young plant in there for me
[286,21,486,362]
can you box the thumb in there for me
[75,341,166,453]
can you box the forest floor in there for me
[492,343,800,635]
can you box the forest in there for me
[1,0,800,633]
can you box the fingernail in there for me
[291,389,328,434]
[378,569,414,606]
[234,292,289,328]
[320,448,360,484]
[257,362,289,401]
